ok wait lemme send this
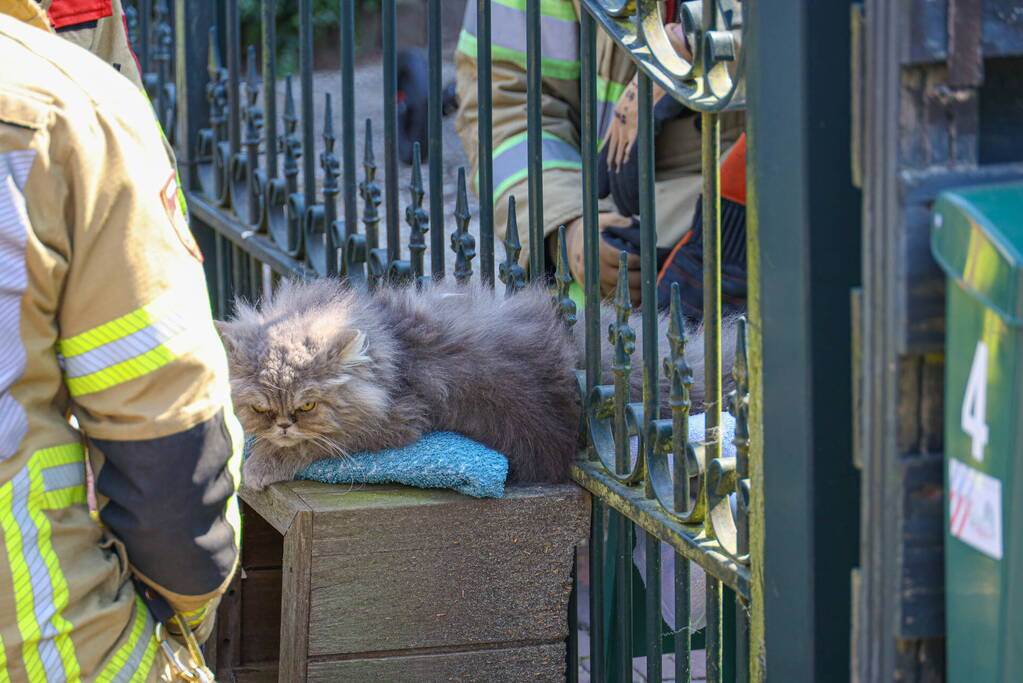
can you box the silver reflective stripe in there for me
[59,312,188,378]
[10,469,65,680]
[492,134,582,198]
[462,0,579,65]
[40,462,85,494]
[111,604,155,683]
[0,150,35,461]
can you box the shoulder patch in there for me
[160,171,203,262]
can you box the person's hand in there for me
[601,22,691,173]
[561,213,641,306]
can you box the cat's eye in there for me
[297,402,316,412]
[251,404,269,413]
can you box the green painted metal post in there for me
[745,0,862,677]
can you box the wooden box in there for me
[206,481,590,682]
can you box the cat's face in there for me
[215,287,388,455]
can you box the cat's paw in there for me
[242,452,296,491]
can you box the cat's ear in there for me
[326,328,370,366]
[214,320,237,355]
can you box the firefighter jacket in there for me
[0,5,242,681]
[454,0,744,267]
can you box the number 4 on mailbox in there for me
[962,341,990,462]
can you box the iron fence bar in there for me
[428,0,445,280]
[675,553,692,681]
[226,0,241,162]
[340,0,363,282]
[139,0,152,73]
[707,576,722,682]
[382,0,400,266]
[262,0,278,178]
[174,0,212,193]
[299,0,315,211]
[580,9,600,399]
[645,533,662,681]
[589,500,606,683]
[613,510,633,682]
[475,0,494,285]
[525,0,543,280]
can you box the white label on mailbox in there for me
[949,458,1003,560]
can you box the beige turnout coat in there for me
[0,2,240,680]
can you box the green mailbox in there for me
[931,181,1023,682]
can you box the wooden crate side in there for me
[305,643,567,682]
[279,509,313,681]
[304,485,589,655]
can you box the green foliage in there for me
[239,0,378,73]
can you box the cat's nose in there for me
[276,420,293,430]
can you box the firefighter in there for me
[0,2,240,680]
[454,0,744,306]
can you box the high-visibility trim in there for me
[57,291,187,359]
[63,332,198,396]
[0,445,86,682]
[457,31,580,81]
[0,150,35,461]
[492,0,577,21]
[595,75,628,143]
[57,290,213,397]
[0,632,8,683]
[95,594,157,683]
[36,445,87,511]
[457,0,581,81]
[481,131,583,202]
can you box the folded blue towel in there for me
[294,431,509,499]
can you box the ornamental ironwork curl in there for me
[581,0,745,111]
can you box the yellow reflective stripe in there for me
[457,30,580,80]
[64,332,199,397]
[58,293,181,358]
[1,476,49,680]
[0,632,9,683]
[36,444,87,511]
[95,595,158,683]
[25,453,80,679]
[597,75,628,104]
[129,635,159,683]
[0,446,85,681]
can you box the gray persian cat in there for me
[216,278,731,490]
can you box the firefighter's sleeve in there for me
[454,0,593,270]
[46,71,240,638]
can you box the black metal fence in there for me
[131,0,760,679]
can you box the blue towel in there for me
[294,431,509,499]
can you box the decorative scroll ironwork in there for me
[581,0,745,111]
[451,167,475,284]
[498,196,526,298]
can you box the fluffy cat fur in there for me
[217,278,735,490]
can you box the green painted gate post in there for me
[745,0,862,678]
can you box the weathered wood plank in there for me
[240,482,313,535]
[304,484,588,656]
[240,569,283,665]
[305,643,567,682]
[279,509,313,681]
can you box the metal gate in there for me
[126,0,864,679]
